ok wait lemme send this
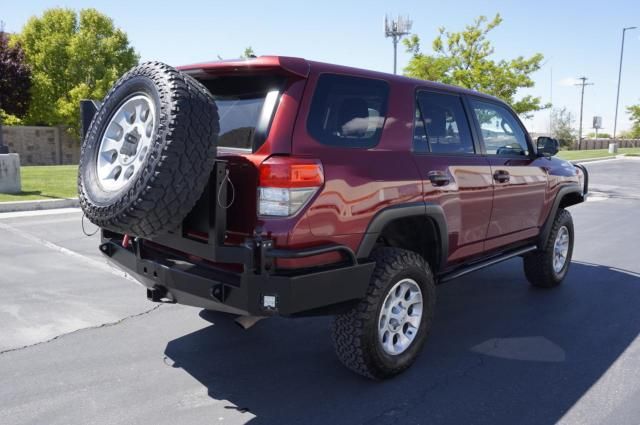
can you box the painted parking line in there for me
[0,221,140,285]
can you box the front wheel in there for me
[331,248,436,379]
[524,209,574,288]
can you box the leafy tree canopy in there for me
[627,104,640,139]
[241,46,256,58]
[403,14,548,118]
[0,29,32,122]
[551,107,576,148]
[15,8,139,134]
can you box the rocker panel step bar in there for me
[439,245,537,283]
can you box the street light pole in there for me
[613,26,636,140]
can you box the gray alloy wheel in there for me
[378,278,423,356]
[96,94,156,193]
[552,226,570,274]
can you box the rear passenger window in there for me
[307,74,389,148]
[414,92,475,154]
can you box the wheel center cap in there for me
[388,304,407,331]
[120,127,141,164]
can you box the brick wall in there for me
[59,127,81,165]
[1,125,80,165]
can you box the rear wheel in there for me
[524,209,574,288]
[331,248,436,379]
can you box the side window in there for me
[470,100,529,156]
[413,92,475,154]
[307,74,389,148]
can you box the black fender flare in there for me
[537,184,584,248]
[356,202,448,272]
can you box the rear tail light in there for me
[258,157,324,217]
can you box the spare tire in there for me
[78,61,219,238]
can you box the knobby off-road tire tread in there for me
[524,208,573,288]
[331,247,436,379]
[78,62,219,238]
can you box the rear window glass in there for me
[307,74,389,148]
[199,75,285,150]
[414,91,475,154]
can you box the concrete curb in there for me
[570,156,617,164]
[568,153,638,164]
[0,198,79,213]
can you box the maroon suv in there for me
[78,56,588,379]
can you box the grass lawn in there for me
[0,165,78,202]
[557,147,640,161]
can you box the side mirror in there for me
[537,137,559,157]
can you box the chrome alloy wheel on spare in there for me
[553,225,570,273]
[96,94,156,192]
[378,278,423,356]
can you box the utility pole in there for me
[613,26,636,140]
[384,15,412,75]
[575,77,594,149]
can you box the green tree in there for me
[241,46,256,58]
[627,104,640,139]
[0,27,32,152]
[403,14,548,118]
[0,29,31,121]
[15,8,138,135]
[551,107,576,148]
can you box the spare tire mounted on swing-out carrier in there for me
[78,61,220,238]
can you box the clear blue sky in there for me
[3,0,640,134]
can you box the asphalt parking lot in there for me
[1,158,639,425]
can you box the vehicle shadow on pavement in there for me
[164,260,640,424]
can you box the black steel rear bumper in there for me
[100,234,374,317]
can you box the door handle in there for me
[493,170,510,183]
[428,171,450,186]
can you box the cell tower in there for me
[384,15,412,75]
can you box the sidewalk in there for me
[0,198,79,213]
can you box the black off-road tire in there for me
[524,209,574,288]
[331,248,436,379]
[78,61,219,238]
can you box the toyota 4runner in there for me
[78,56,588,379]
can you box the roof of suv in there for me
[178,55,501,104]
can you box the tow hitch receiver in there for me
[147,286,175,303]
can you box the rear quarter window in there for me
[307,74,389,148]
